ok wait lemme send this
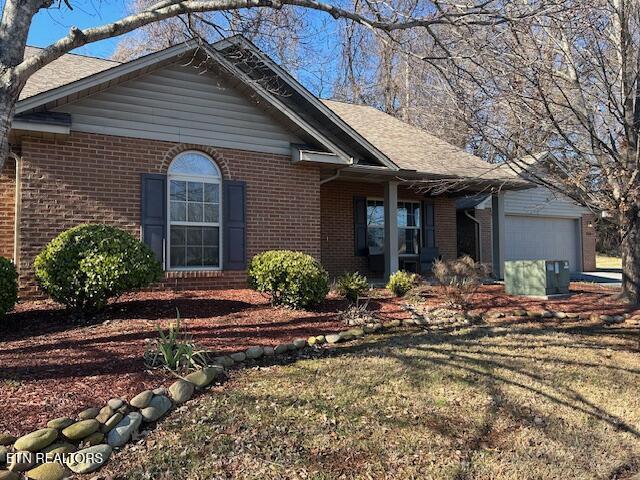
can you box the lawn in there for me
[103,316,640,480]
[597,254,623,269]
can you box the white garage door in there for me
[505,216,581,272]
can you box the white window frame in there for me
[366,198,422,257]
[167,151,223,271]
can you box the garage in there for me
[505,215,581,272]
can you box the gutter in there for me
[9,151,21,269]
[464,209,482,262]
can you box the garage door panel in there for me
[505,216,580,272]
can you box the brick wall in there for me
[581,214,597,271]
[320,180,457,279]
[0,157,15,260]
[18,132,321,297]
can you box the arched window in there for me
[167,151,221,269]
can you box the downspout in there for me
[9,151,21,269]
[319,169,341,185]
[464,209,482,263]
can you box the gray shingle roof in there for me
[322,99,520,182]
[20,46,120,100]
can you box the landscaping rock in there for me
[141,395,172,422]
[348,328,365,337]
[613,315,625,323]
[169,380,194,404]
[0,470,19,480]
[46,418,74,430]
[387,320,402,328]
[245,346,264,359]
[7,451,34,472]
[540,310,553,318]
[0,434,15,446]
[512,310,527,317]
[363,325,376,333]
[14,429,57,452]
[566,312,579,319]
[77,408,99,421]
[292,338,307,349]
[26,461,66,480]
[41,443,76,460]
[81,432,104,447]
[553,311,567,319]
[526,311,541,318]
[107,398,124,410]
[107,412,142,448]
[600,314,613,323]
[184,366,223,388]
[153,387,168,396]
[307,336,317,346]
[315,335,326,343]
[274,344,290,354]
[95,406,115,424]
[230,352,246,362]
[212,356,235,368]
[263,346,275,356]
[66,444,112,474]
[62,420,100,441]
[338,331,354,342]
[129,390,154,409]
[101,413,124,434]
[326,334,341,344]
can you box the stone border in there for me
[2,307,636,479]
[0,319,413,480]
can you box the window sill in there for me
[164,270,226,279]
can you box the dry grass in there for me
[105,319,640,480]
[597,254,623,269]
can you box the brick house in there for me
[2,36,540,298]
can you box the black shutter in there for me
[423,200,436,248]
[141,173,167,267]
[354,196,368,256]
[223,180,246,270]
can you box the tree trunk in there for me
[0,85,17,172]
[620,208,640,304]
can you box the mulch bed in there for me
[0,282,635,436]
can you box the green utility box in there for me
[504,260,571,296]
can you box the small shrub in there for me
[432,255,489,309]
[248,250,329,309]
[336,272,369,302]
[34,224,163,312]
[0,257,18,317]
[144,310,206,371]
[386,270,418,297]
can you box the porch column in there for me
[491,193,506,278]
[384,181,399,279]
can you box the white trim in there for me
[166,151,223,271]
[292,148,352,165]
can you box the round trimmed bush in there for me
[248,250,329,309]
[336,272,369,302]
[34,224,163,311]
[0,256,18,317]
[386,270,418,297]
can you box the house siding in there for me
[17,132,320,297]
[52,62,303,156]
[320,180,457,279]
[504,186,589,217]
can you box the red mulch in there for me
[0,283,635,436]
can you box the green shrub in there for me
[336,272,369,302]
[34,224,162,312]
[0,257,18,317]
[248,250,329,309]
[386,270,418,297]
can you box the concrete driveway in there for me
[572,268,622,287]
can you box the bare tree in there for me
[0,0,551,175]
[430,0,640,302]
